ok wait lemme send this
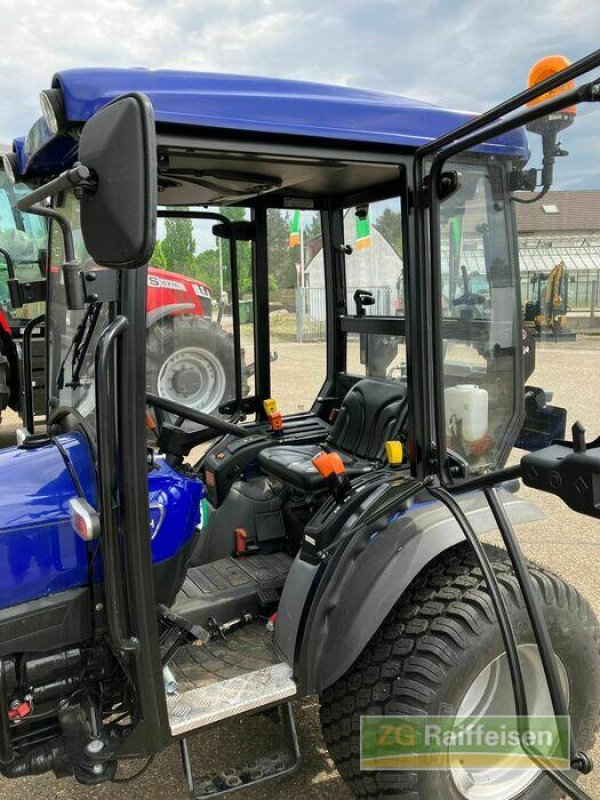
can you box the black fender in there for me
[146,302,195,329]
[278,487,544,695]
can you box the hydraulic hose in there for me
[0,740,68,778]
[429,485,593,800]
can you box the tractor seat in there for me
[258,379,408,492]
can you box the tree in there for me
[373,208,403,258]
[192,248,220,292]
[218,207,253,296]
[303,210,322,243]
[160,214,196,271]
[150,239,169,270]
[267,209,297,290]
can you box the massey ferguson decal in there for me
[147,274,186,292]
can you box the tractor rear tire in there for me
[320,541,600,800]
[146,317,242,417]
[0,354,9,418]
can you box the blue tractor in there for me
[0,51,599,800]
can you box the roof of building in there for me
[515,190,600,233]
[14,68,527,177]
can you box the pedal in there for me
[180,702,300,798]
[256,588,279,609]
[158,604,211,645]
[158,604,211,667]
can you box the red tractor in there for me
[2,146,240,424]
[144,266,238,415]
[0,264,239,424]
[0,306,21,416]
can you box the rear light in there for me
[69,498,101,542]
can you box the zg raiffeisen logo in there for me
[360,715,570,771]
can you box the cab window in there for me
[342,196,405,381]
[267,207,325,413]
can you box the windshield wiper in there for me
[57,302,102,390]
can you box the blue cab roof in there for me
[14,68,528,177]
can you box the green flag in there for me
[289,210,301,247]
[356,213,371,250]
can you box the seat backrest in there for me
[326,379,409,462]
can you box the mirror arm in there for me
[15,164,94,213]
[19,205,76,263]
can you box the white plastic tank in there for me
[445,384,489,443]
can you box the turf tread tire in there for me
[319,541,600,799]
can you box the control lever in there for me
[206,613,254,641]
[521,421,600,518]
[158,604,211,667]
[312,451,352,502]
[353,289,375,317]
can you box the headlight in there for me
[39,88,66,136]
[1,152,19,184]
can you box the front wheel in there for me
[320,542,600,800]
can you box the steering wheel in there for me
[146,392,249,439]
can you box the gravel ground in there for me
[0,334,599,800]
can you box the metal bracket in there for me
[180,702,300,798]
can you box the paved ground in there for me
[0,335,599,799]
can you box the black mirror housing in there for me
[79,93,157,269]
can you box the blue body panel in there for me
[0,434,205,609]
[147,459,205,564]
[13,68,528,176]
[0,434,91,609]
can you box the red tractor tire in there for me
[0,354,9,417]
[146,316,243,417]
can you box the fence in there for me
[293,265,600,343]
[296,285,394,342]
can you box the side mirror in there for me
[79,93,157,269]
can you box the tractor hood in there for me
[0,431,206,610]
[0,433,95,608]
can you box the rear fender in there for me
[290,488,544,695]
[146,302,196,329]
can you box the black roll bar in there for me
[95,315,134,654]
[21,313,45,434]
[418,48,600,157]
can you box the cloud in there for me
[1,0,599,186]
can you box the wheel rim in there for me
[450,644,569,800]
[157,346,227,414]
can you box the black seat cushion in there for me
[258,379,408,492]
[258,443,375,492]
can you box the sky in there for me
[1,0,599,188]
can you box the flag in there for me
[449,216,463,262]
[289,210,301,247]
[355,213,371,250]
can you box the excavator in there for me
[524,259,575,339]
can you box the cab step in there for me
[180,702,300,798]
[167,662,297,735]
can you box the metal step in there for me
[180,702,300,798]
[167,662,297,736]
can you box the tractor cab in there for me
[0,54,599,800]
